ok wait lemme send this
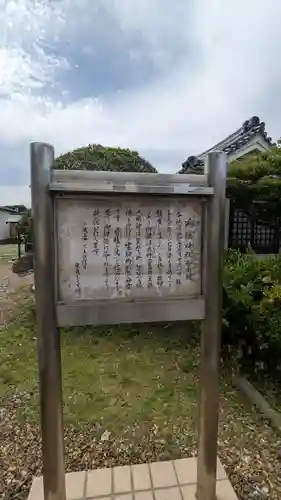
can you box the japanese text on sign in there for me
[57,197,202,301]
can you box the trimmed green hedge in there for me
[55,144,157,173]
[223,250,281,375]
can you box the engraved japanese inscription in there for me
[56,196,202,302]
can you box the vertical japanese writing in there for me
[135,210,143,288]
[63,198,204,304]
[184,216,198,281]
[176,210,183,285]
[92,208,100,255]
[114,209,121,292]
[156,209,164,288]
[167,209,173,287]
[103,209,111,289]
[146,211,153,288]
[81,222,88,270]
[125,208,133,290]
[75,261,81,295]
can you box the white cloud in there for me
[1,0,281,206]
[0,0,67,94]
[0,46,69,95]
[0,185,30,208]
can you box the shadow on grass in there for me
[1,297,200,437]
[60,321,200,429]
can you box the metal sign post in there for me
[31,143,66,500]
[197,152,226,500]
[30,142,226,500]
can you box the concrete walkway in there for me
[28,457,237,499]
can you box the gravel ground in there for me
[0,262,33,330]
[1,385,281,500]
[219,388,281,499]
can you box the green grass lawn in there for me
[0,292,199,435]
[0,243,19,262]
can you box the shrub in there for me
[223,250,281,375]
[55,144,157,173]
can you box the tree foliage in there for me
[55,144,157,173]
[227,143,281,223]
[17,209,33,241]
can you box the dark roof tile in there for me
[180,116,275,174]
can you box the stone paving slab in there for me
[28,457,238,499]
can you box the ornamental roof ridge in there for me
[180,116,275,174]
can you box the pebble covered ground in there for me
[1,388,281,500]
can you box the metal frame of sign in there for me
[30,142,226,500]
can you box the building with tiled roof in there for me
[180,116,275,173]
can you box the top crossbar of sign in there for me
[49,170,214,196]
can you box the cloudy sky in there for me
[1,0,281,207]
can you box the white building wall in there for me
[227,136,270,162]
[0,210,10,241]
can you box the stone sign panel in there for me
[56,196,202,302]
